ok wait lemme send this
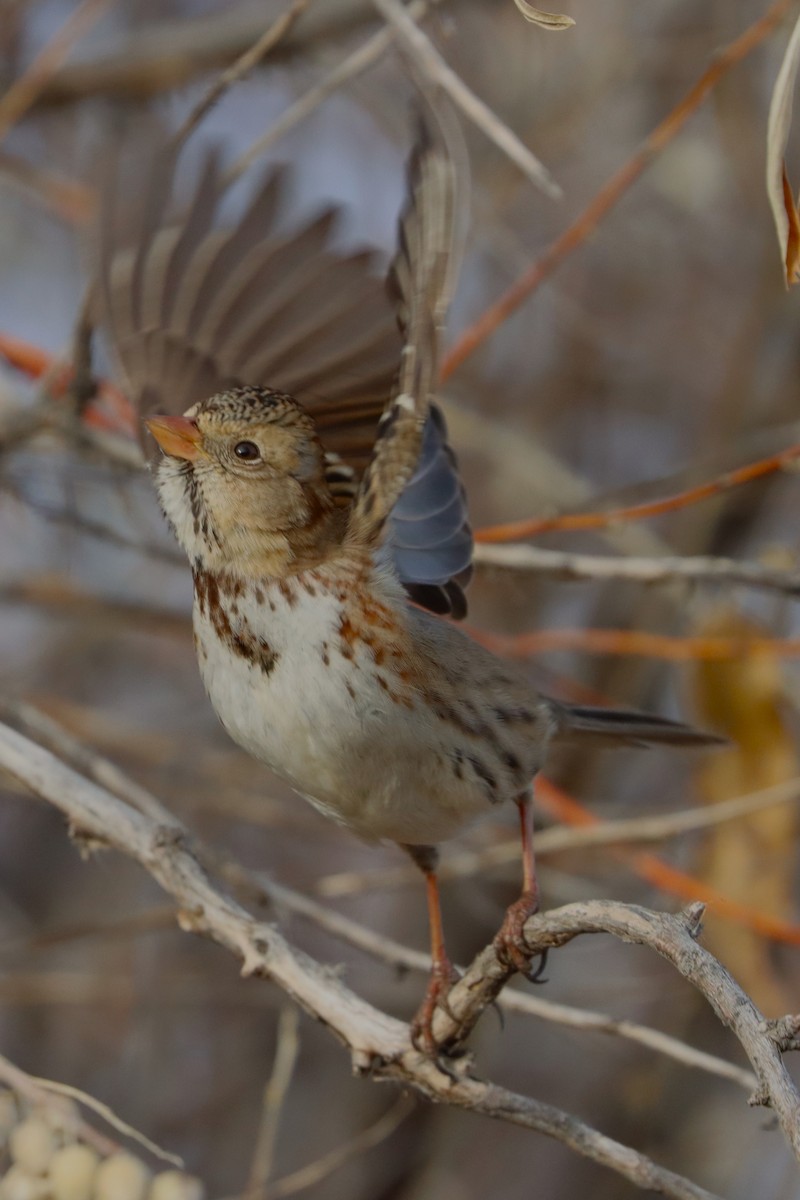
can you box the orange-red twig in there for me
[0,332,134,436]
[0,150,94,225]
[0,0,110,144]
[441,0,794,382]
[0,333,61,383]
[475,443,800,542]
[469,626,800,662]
[537,780,800,946]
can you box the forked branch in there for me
[0,719,797,1198]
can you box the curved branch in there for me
[2,719,793,1198]
[0,698,755,1094]
[430,901,800,1155]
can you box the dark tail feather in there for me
[555,704,725,749]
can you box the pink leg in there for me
[494,790,541,976]
[403,844,459,1052]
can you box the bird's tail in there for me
[554,703,725,749]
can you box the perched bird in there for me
[95,114,718,1049]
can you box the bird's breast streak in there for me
[191,570,496,842]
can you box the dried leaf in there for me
[782,164,800,283]
[691,609,798,1014]
[513,0,575,31]
[766,11,800,285]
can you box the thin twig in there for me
[498,991,756,1092]
[317,775,800,894]
[245,1006,301,1199]
[472,541,800,597]
[0,0,110,143]
[30,4,379,106]
[535,780,800,947]
[469,625,800,662]
[0,576,189,638]
[26,1078,183,1169]
[0,479,182,565]
[174,0,309,147]
[0,149,94,224]
[0,905,176,955]
[474,442,800,543]
[226,0,431,185]
[266,1095,413,1199]
[441,0,795,377]
[0,699,179,826]
[0,1051,184,1164]
[372,0,561,198]
[0,1054,118,1158]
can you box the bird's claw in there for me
[525,946,549,984]
[410,955,461,1055]
[494,890,545,980]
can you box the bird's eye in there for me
[233,440,261,462]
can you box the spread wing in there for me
[92,127,471,615]
[93,143,400,471]
[347,103,471,616]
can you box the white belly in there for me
[193,573,493,845]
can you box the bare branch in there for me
[473,441,800,544]
[223,862,757,1094]
[226,0,431,183]
[265,1095,413,1199]
[21,1077,182,1169]
[0,478,182,565]
[429,900,800,1153]
[0,720,739,1197]
[0,577,188,638]
[441,0,795,378]
[0,699,761,1097]
[473,541,800,596]
[245,1006,301,1198]
[318,777,800,894]
[28,2,381,107]
[0,1055,118,1158]
[371,0,560,198]
[174,0,308,147]
[0,0,110,143]
[0,149,93,224]
[2,720,796,1193]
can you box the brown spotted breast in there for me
[189,554,554,845]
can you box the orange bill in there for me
[145,415,204,461]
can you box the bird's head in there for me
[146,385,336,577]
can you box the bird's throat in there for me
[222,502,350,581]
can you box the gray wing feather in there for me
[348,100,464,554]
[388,403,472,608]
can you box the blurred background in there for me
[1,0,800,1197]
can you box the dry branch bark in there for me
[1,719,797,1195]
[0,698,760,1093]
[473,542,800,596]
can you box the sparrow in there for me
[93,112,719,1050]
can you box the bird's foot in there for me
[410,954,461,1055]
[494,890,546,981]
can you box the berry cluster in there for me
[0,1089,203,1200]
